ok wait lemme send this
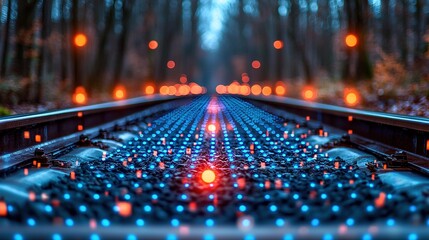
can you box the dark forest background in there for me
[0,0,428,116]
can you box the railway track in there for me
[0,95,428,240]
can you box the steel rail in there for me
[0,95,180,156]
[244,95,429,163]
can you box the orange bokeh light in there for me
[345,34,358,48]
[275,85,286,95]
[160,86,169,95]
[208,124,216,132]
[168,86,177,95]
[251,60,261,69]
[262,86,272,96]
[145,85,155,95]
[167,60,176,69]
[74,33,87,47]
[273,40,283,49]
[73,86,87,104]
[178,85,190,95]
[114,86,126,100]
[190,85,203,94]
[216,85,227,94]
[251,84,262,95]
[227,82,240,94]
[302,87,316,100]
[239,85,251,95]
[344,89,359,106]
[201,169,216,184]
[148,40,158,50]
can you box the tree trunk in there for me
[35,0,53,104]
[0,0,12,78]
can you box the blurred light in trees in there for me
[114,86,126,100]
[167,60,176,69]
[216,85,227,94]
[74,33,88,47]
[251,60,261,69]
[302,87,316,101]
[227,82,240,94]
[178,85,191,95]
[190,83,203,94]
[275,85,286,96]
[160,86,169,95]
[73,86,87,105]
[241,73,250,83]
[148,40,159,50]
[344,88,359,107]
[251,84,262,95]
[239,85,251,95]
[168,86,177,95]
[262,86,272,96]
[145,85,155,95]
[273,40,284,49]
[345,34,358,48]
[180,74,188,83]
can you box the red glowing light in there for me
[145,85,155,95]
[180,74,188,84]
[273,40,284,49]
[148,40,158,50]
[208,124,216,132]
[74,33,87,47]
[344,89,359,106]
[202,169,216,183]
[251,60,261,69]
[167,60,176,69]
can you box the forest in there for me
[0,0,428,116]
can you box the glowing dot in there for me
[216,85,227,94]
[74,33,87,47]
[275,85,286,95]
[145,86,155,95]
[301,205,309,212]
[262,86,272,96]
[273,40,284,49]
[345,89,359,106]
[346,218,355,226]
[303,89,315,100]
[386,218,395,226]
[239,205,246,212]
[171,218,180,227]
[167,60,176,69]
[176,205,184,212]
[27,218,36,226]
[251,84,262,95]
[311,218,319,226]
[202,169,216,183]
[205,219,214,227]
[345,34,358,47]
[251,60,261,69]
[101,219,110,227]
[275,218,285,227]
[408,233,418,240]
[74,92,86,104]
[136,219,145,226]
[148,40,158,50]
[114,86,126,100]
[208,124,216,132]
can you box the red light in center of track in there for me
[208,124,216,132]
[202,170,216,184]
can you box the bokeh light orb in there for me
[202,170,216,184]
